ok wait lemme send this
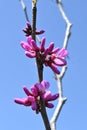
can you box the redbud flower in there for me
[44,47,68,74]
[20,36,68,74]
[14,80,59,114]
[21,36,39,58]
[23,22,45,36]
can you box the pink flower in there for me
[14,81,59,114]
[44,47,68,74]
[21,36,68,74]
[23,22,45,36]
[41,91,59,108]
[21,36,39,58]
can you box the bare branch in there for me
[50,0,72,130]
[19,0,29,21]
[57,0,72,49]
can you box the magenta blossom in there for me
[21,36,68,74]
[14,80,59,114]
[23,21,45,36]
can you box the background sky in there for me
[0,0,87,130]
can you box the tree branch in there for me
[57,0,72,49]
[19,0,29,21]
[50,0,72,130]
[32,1,51,130]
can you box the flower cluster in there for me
[14,80,59,114]
[23,22,45,36]
[15,23,68,114]
[21,36,68,74]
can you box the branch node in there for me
[62,97,67,104]
[57,0,62,5]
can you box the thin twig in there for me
[50,67,67,129]
[57,0,72,49]
[19,0,29,21]
[50,0,72,130]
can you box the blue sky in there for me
[0,0,87,130]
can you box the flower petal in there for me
[59,48,68,57]
[40,37,46,51]
[42,91,52,101]
[21,42,31,51]
[47,42,54,53]
[23,86,32,96]
[46,102,54,108]
[27,36,32,44]
[36,30,45,35]
[26,21,31,28]
[25,51,36,58]
[14,98,31,106]
[50,63,60,74]
[14,98,24,105]
[53,57,67,66]
[41,80,50,91]
[34,83,43,92]
[31,40,38,50]
[28,96,35,102]
[31,85,38,97]
[31,102,37,110]
[52,48,60,54]
[47,94,59,101]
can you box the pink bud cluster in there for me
[23,22,45,36]
[21,36,68,74]
[14,81,59,114]
[14,22,68,113]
